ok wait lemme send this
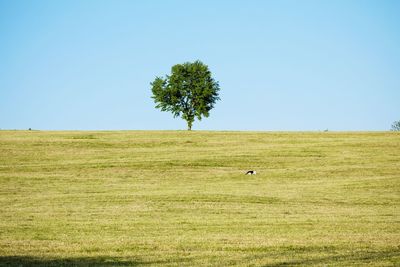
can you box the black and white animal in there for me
[245,170,257,175]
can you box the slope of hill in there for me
[0,131,399,266]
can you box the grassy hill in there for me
[0,131,399,266]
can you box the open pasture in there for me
[0,131,399,266]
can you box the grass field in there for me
[0,130,399,266]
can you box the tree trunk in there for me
[187,120,193,131]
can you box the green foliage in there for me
[151,60,220,130]
[391,120,400,131]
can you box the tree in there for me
[391,120,400,131]
[151,60,220,130]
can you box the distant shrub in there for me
[391,121,400,131]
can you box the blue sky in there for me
[1,0,399,131]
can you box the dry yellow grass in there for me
[0,130,399,266]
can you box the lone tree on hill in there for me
[391,120,400,131]
[151,60,220,130]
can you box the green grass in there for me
[0,130,399,266]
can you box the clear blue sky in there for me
[1,0,399,131]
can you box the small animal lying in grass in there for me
[246,170,257,175]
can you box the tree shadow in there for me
[0,256,163,267]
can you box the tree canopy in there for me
[391,120,400,131]
[151,60,220,130]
